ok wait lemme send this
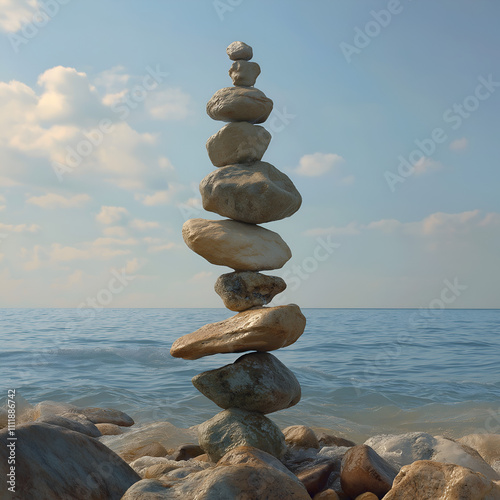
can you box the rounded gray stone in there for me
[226,41,253,61]
[229,60,261,86]
[200,161,302,224]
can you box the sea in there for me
[1,308,499,443]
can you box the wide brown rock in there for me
[317,433,356,448]
[214,271,286,311]
[296,460,340,497]
[384,460,500,499]
[200,162,302,224]
[192,352,301,413]
[206,122,271,167]
[0,422,139,500]
[197,408,286,462]
[170,304,306,360]
[226,40,253,61]
[458,434,500,467]
[206,87,273,124]
[229,60,261,86]
[182,218,291,271]
[340,444,398,499]
[283,425,320,450]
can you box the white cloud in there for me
[123,257,141,274]
[92,237,138,247]
[136,183,184,206]
[305,221,360,237]
[294,153,345,177]
[0,222,39,233]
[49,242,131,262]
[26,192,90,208]
[190,271,213,282]
[412,157,442,176]
[96,206,129,225]
[0,0,39,33]
[450,137,468,151]
[0,194,5,211]
[130,218,160,231]
[102,226,128,237]
[146,88,193,120]
[147,242,176,253]
[51,269,83,290]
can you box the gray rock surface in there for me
[229,60,261,86]
[36,413,101,438]
[226,41,253,61]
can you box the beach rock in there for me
[229,60,261,86]
[192,352,301,413]
[340,445,397,499]
[318,433,356,448]
[200,162,302,224]
[365,432,499,480]
[383,460,500,499]
[206,122,271,167]
[355,494,379,500]
[0,422,139,500]
[313,490,340,500]
[214,271,286,311]
[66,406,134,427]
[96,423,124,435]
[296,460,340,496]
[172,443,204,461]
[170,304,306,360]
[129,456,176,476]
[194,453,211,463]
[182,218,291,271]
[206,87,273,124]
[121,479,170,499]
[197,408,286,462]
[217,445,300,484]
[36,413,101,438]
[459,434,500,469]
[121,442,168,463]
[283,425,320,450]
[227,41,253,61]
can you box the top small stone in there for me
[227,41,253,61]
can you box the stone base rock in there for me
[214,271,286,311]
[170,304,306,360]
[200,161,302,224]
[197,408,286,462]
[192,352,301,413]
[227,41,253,61]
[229,60,261,86]
[206,87,273,123]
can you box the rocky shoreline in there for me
[1,400,500,499]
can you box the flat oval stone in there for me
[197,408,286,462]
[214,271,286,311]
[206,122,271,167]
[200,161,302,224]
[226,41,253,61]
[192,352,301,414]
[170,304,306,360]
[182,218,291,271]
[229,60,261,86]
[206,87,273,124]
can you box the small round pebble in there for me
[226,41,253,61]
[355,493,379,500]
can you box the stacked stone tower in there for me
[170,41,306,462]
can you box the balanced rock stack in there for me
[170,41,306,463]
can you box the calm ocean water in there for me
[1,308,499,442]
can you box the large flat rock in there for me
[200,162,302,224]
[182,218,291,271]
[170,304,306,360]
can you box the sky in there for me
[0,0,499,308]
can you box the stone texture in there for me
[340,445,398,499]
[317,433,356,448]
[283,425,320,450]
[355,494,379,500]
[65,406,134,426]
[229,60,261,86]
[182,218,291,271]
[384,460,500,500]
[197,408,286,462]
[200,162,302,224]
[192,352,301,413]
[121,442,168,463]
[296,460,340,496]
[206,87,273,124]
[36,413,101,438]
[96,423,124,435]
[458,434,500,468]
[172,444,204,461]
[206,122,271,167]
[227,41,253,61]
[0,422,139,500]
[170,304,306,360]
[215,271,286,311]
[313,490,340,500]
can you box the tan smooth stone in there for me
[229,60,261,86]
[355,494,379,500]
[458,434,500,466]
[206,122,271,167]
[182,218,291,271]
[283,425,320,450]
[226,41,253,60]
[313,490,340,500]
[384,460,500,499]
[95,423,124,435]
[170,304,306,360]
[206,87,273,124]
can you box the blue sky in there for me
[0,0,499,308]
